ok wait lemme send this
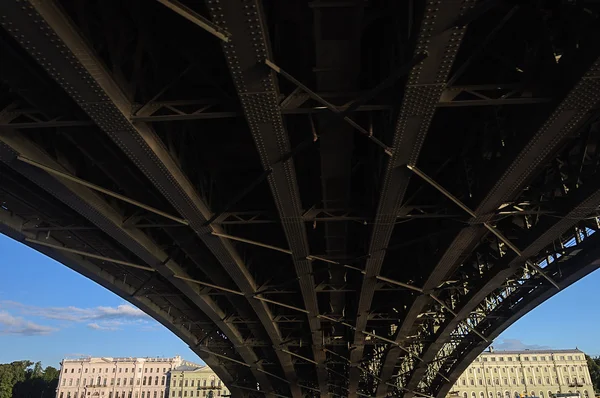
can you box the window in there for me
[539,378,542,384]
[119,368,122,373]
[492,358,497,362]
[125,368,128,373]
[117,378,121,386]
[500,358,505,362]
[509,358,513,362]
[542,357,546,361]
[478,369,481,374]
[131,378,134,385]
[533,357,538,361]
[93,369,96,373]
[463,393,467,398]
[132,368,135,373]
[60,393,64,398]
[143,377,147,386]
[155,376,159,385]
[124,378,127,386]
[470,379,475,386]
[153,393,157,398]
[103,378,107,386]
[185,380,188,387]
[69,379,73,386]
[479,379,483,386]
[184,393,187,398]
[560,357,565,360]
[85,369,88,373]
[568,356,573,360]
[97,377,101,385]
[142,393,145,398]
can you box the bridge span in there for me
[1,0,599,397]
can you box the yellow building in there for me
[167,364,229,398]
[448,349,595,398]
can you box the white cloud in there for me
[87,322,119,331]
[0,311,57,335]
[2,301,149,322]
[1,301,153,333]
[492,339,551,351]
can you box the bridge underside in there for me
[1,1,600,397]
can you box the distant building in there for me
[56,356,184,398]
[167,364,229,398]
[447,349,595,398]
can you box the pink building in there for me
[56,356,184,398]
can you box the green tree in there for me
[586,355,600,393]
[0,361,59,398]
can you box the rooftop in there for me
[483,349,583,355]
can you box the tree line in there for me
[0,361,59,398]
[587,356,600,394]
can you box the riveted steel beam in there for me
[0,132,274,395]
[204,0,327,395]
[389,48,600,396]
[0,1,297,394]
[434,231,600,398]
[0,206,242,398]
[348,1,472,396]
[415,179,600,396]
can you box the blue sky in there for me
[0,233,599,369]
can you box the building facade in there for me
[448,349,595,398]
[167,364,229,398]
[56,356,184,398]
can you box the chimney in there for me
[490,346,494,353]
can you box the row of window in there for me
[477,355,583,363]
[59,391,166,398]
[66,367,170,375]
[61,376,166,387]
[466,366,588,375]
[172,380,221,388]
[172,391,226,397]
[458,390,591,398]
[459,376,588,387]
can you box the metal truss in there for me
[437,85,550,108]
[0,1,297,394]
[0,132,256,393]
[128,83,548,123]
[378,39,600,397]
[352,1,473,396]
[433,224,600,398]
[0,104,92,128]
[0,200,241,396]
[205,0,326,395]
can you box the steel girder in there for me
[0,195,242,398]
[381,46,600,396]
[434,230,600,398]
[411,165,600,396]
[0,132,273,394]
[204,0,327,395]
[348,2,472,397]
[0,1,299,395]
